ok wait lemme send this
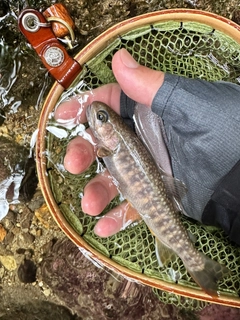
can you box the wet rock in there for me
[36,228,42,237]
[16,248,27,255]
[0,1,9,18]
[2,210,17,229]
[34,203,54,229]
[16,248,34,261]
[11,225,21,236]
[0,255,17,271]
[28,191,46,212]
[42,287,51,297]
[232,9,240,25]
[19,156,38,202]
[41,239,240,320]
[0,224,7,242]
[198,303,240,320]
[0,301,81,320]
[0,266,4,278]
[3,231,14,247]
[41,238,191,320]
[18,259,37,283]
[17,232,35,247]
[19,208,33,230]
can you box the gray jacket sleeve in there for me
[120,73,240,223]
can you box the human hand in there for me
[55,48,165,237]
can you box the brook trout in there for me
[86,101,229,296]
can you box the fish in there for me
[86,101,229,297]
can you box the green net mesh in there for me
[45,19,240,309]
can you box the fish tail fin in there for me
[186,253,230,297]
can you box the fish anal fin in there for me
[155,238,177,267]
[185,253,230,297]
[134,103,173,176]
[134,104,188,216]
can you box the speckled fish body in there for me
[86,101,229,296]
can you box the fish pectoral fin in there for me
[134,103,173,176]
[97,147,113,157]
[155,238,177,267]
[185,253,230,297]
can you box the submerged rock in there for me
[41,238,240,319]
[0,301,80,320]
[0,1,9,18]
[41,238,197,320]
[18,258,37,283]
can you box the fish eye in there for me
[97,110,109,123]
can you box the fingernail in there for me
[120,49,139,68]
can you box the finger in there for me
[55,48,165,124]
[64,129,96,174]
[94,201,141,237]
[112,48,165,107]
[81,170,118,216]
[54,83,121,124]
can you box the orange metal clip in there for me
[18,8,82,89]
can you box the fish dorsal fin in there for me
[134,104,188,214]
[97,147,113,158]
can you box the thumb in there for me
[112,49,165,107]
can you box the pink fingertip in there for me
[54,99,80,120]
[81,182,110,216]
[63,137,94,174]
[64,148,92,174]
[94,216,120,237]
